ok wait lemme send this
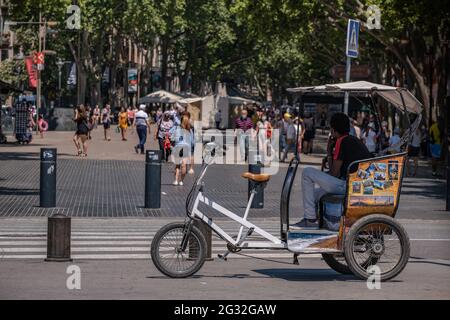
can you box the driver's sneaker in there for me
[290,218,319,230]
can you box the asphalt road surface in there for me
[0,219,448,299]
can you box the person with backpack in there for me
[155,111,174,162]
[133,105,151,154]
[73,105,91,157]
[170,113,193,186]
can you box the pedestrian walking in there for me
[420,124,429,158]
[133,105,151,154]
[303,113,315,154]
[235,109,253,162]
[170,114,193,186]
[73,105,91,157]
[215,109,222,129]
[277,113,290,162]
[92,105,100,127]
[379,120,390,149]
[118,106,128,141]
[86,105,93,140]
[183,111,196,175]
[281,116,296,162]
[320,111,327,134]
[102,104,112,141]
[362,122,377,155]
[429,117,444,177]
[155,111,174,162]
[127,106,136,127]
[37,115,48,139]
[256,113,273,158]
[407,126,421,177]
[388,128,402,153]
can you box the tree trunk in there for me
[161,37,169,91]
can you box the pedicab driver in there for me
[291,113,372,229]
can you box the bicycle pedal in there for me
[217,254,228,261]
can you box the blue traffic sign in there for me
[346,19,360,58]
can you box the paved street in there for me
[1,131,449,299]
[0,218,449,299]
[1,258,449,300]
[0,218,449,260]
[0,130,447,219]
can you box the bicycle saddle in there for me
[241,172,271,183]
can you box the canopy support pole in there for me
[343,57,352,114]
[295,93,304,160]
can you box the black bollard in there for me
[248,154,264,209]
[45,214,72,262]
[40,148,57,208]
[145,150,162,208]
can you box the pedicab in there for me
[151,81,423,281]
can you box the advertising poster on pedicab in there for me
[346,155,406,221]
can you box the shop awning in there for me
[138,90,183,104]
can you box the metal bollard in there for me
[248,154,264,209]
[45,214,72,262]
[192,220,213,261]
[145,150,162,208]
[40,148,57,208]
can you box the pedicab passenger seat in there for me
[319,152,407,231]
[319,194,345,232]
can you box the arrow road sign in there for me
[346,19,360,58]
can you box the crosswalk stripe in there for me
[0,253,320,260]
[0,223,288,259]
[0,240,227,246]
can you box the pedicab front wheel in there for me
[151,222,207,278]
[344,214,410,281]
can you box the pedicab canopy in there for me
[286,81,422,114]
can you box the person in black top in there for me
[291,112,371,229]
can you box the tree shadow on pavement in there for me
[253,268,404,283]
[146,273,265,280]
[0,187,39,196]
[146,269,361,282]
[0,152,40,161]
[409,257,450,268]
[0,152,75,161]
[401,180,445,200]
[252,268,357,282]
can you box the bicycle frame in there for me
[186,152,286,250]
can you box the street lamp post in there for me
[56,58,71,108]
[5,15,58,133]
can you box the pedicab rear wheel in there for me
[151,222,206,278]
[322,253,352,275]
[344,214,410,281]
